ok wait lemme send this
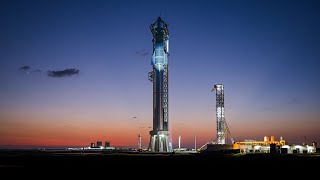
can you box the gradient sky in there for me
[1,0,320,149]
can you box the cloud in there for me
[17,66,45,76]
[19,66,31,71]
[139,126,151,129]
[136,49,149,56]
[47,68,80,78]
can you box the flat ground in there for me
[1,150,319,169]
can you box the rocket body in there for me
[148,17,171,152]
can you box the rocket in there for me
[148,17,171,152]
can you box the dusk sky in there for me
[1,0,320,149]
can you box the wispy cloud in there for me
[47,68,80,78]
[136,49,149,56]
[19,65,31,71]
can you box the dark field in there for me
[1,150,319,169]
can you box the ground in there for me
[0,150,319,170]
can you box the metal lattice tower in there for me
[138,133,142,149]
[212,84,226,144]
[148,17,172,152]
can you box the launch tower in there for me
[212,84,226,144]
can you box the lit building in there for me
[233,136,316,154]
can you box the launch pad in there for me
[149,131,170,152]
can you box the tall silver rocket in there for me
[148,17,171,152]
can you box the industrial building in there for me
[233,136,317,154]
[199,84,317,154]
[233,136,285,153]
[96,141,102,147]
[105,141,110,148]
[76,141,114,150]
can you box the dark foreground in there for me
[1,150,319,169]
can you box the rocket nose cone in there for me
[156,17,166,26]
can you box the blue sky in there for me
[1,0,320,148]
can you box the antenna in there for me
[138,133,142,149]
[178,135,181,151]
[194,134,197,151]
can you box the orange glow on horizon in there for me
[1,110,320,148]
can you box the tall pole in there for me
[178,135,181,151]
[138,133,142,149]
[148,17,171,152]
[194,134,197,151]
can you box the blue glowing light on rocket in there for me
[150,17,169,70]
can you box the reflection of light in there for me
[159,134,165,137]
[282,145,290,149]
[295,145,302,149]
[307,146,314,151]
[254,145,261,149]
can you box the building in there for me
[105,141,110,148]
[96,141,102,147]
[233,136,316,154]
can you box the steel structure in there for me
[194,134,197,151]
[148,17,172,152]
[178,135,181,151]
[212,84,226,144]
[138,133,142,149]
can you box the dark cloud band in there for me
[19,66,31,71]
[47,68,79,78]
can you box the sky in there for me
[1,0,320,149]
